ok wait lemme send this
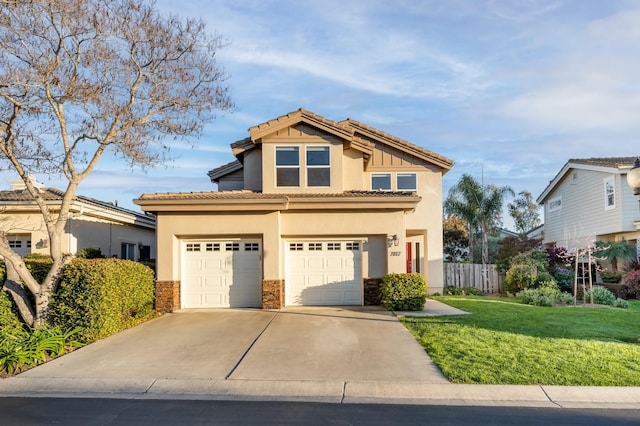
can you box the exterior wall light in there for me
[627,158,640,196]
[387,234,399,247]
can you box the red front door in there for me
[406,242,412,273]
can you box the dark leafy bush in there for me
[443,286,483,296]
[76,247,105,259]
[50,258,156,343]
[495,236,542,274]
[380,273,426,311]
[552,267,574,292]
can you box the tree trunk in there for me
[3,261,36,327]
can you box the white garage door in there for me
[286,240,362,306]
[182,239,262,308]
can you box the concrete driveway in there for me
[19,306,447,383]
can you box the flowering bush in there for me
[624,269,640,298]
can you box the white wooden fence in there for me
[443,263,503,294]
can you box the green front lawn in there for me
[402,296,640,386]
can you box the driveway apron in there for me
[229,306,447,382]
[19,307,447,383]
[20,310,276,380]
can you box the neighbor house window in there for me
[276,146,300,187]
[397,173,417,191]
[604,176,616,210]
[121,242,136,260]
[548,196,562,212]
[371,173,391,191]
[306,146,330,186]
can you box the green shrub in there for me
[0,290,24,334]
[557,292,575,305]
[443,286,483,296]
[600,271,622,284]
[584,286,617,306]
[49,258,156,343]
[516,281,573,307]
[380,273,426,311]
[24,255,53,284]
[613,298,630,309]
[516,289,554,307]
[76,247,105,259]
[503,253,544,294]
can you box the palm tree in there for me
[444,174,514,266]
[594,240,635,273]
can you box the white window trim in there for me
[275,145,300,188]
[548,196,562,212]
[604,176,616,210]
[305,145,331,187]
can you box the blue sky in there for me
[4,0,640,229]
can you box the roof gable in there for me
[537,157,637,203]
[221,108,453,176]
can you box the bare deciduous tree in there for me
[0,0,233,327]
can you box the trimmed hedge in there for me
[49,258,156,343]
[0,255,53,285]
[380,273,426,311]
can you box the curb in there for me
[2,378,640,408]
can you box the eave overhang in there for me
[134,191,421,213]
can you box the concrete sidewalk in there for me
[1,299,639,408]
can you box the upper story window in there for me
[548,196,562,212]
[306,146,330,187]
[397,173,417,191]
[371,173,391,191]
[371,172,417,191]
[604,176,616,210]
[276,146,300,187]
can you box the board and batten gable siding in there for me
[544,169,624,247]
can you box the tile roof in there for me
[135,190,418,202]
[0,187,151,220]
[343,118,454,170]
[568,157,638,168]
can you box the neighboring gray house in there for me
[536,157,640,258]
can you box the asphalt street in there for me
[2,398,640,425]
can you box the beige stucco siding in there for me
[342,148,366,191]
[281,210,407,275]
[260,127,344,194]
[69,218,155,259]
[0,210,154,259]
[155,211,281,282]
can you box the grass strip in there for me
[402,296,640,385]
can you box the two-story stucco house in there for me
[1,177,156,260]
[135,109,454,312]
[537,157,640,257]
